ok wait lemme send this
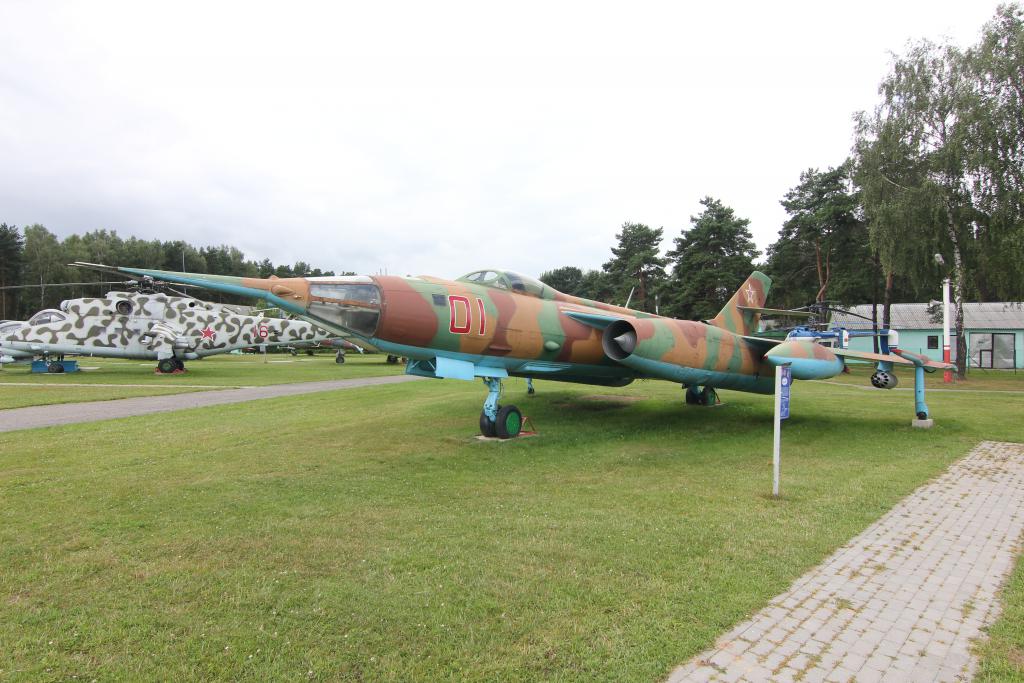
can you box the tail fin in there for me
[707,272,772,336]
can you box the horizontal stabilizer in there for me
[737,306,813,318]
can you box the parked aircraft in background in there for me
[0,290,333,373]
[75,264,952,436]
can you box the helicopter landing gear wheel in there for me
[47,361,64,373]
[157,358,177,374]
[335,351,346,364]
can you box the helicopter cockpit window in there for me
[0,321,24,335]
[27,309,67,326]
[308,283,381,336]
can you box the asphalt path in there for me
[0,375,423,433]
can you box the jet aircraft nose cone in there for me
[614,331,637,355]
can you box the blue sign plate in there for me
[780,366,791,420]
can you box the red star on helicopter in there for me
[200,326,216,340]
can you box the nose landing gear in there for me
[479,377,522,439]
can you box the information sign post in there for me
[773,364,792,497]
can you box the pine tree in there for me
[662,198,759,320]
[601,222,667,311]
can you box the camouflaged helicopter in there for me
[74,263,952,436]
[0,283,334,373]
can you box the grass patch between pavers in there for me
[0,371,1022,681]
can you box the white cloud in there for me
[0,0,1005,278]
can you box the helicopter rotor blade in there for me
[0,280,128,290]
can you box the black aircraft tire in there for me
[479,410,497,438]
[685,386,700,405]
[495,405,523,439]
[386,355,399,364]
[47,362,62,374]
[173,358,185,371]
[335,352,346,364]
[157,359,177,374]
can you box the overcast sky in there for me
[0,1,1006,278]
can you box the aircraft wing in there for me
[831,348,915,366]
[738,335,781,353]
[893,349,956,371]
[562,310,622,329]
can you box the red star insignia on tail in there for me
[744,283,758,305]
[200,326,216,340]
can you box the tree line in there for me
[541,5,1024,376]
[0,224,345,320]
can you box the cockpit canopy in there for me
[457,270,554,299]
[27,309,67,326]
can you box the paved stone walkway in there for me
[0,375,421,433]
[668,441,1024,683]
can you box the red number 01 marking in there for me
[448,295,486,335]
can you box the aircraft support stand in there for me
[911,365,933,428]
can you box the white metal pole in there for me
[773,365,782,497]
[942,277,951,383]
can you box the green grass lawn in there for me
[0,354,404,409]
[0,372,1022,681]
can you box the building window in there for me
[927,335,939,349]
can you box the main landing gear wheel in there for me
[157,358,177,374]
[495,405,523,439]
[386,355,400,364]
[335,351,346,364]
[685,385,718,406]
[479,410,497,438]
[174,358,185,371]
[46,362,64,374]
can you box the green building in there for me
[830,303,1024,370]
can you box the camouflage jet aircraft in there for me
[74,263,951,436]
[0,290,333,373]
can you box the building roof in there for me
[830,302,1024,331]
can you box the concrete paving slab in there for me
[666,441,1024,683]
